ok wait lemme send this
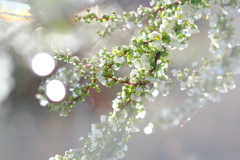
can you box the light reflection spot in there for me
[46,79,66,102]
[31,53,55,76]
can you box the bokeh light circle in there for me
[31,27,50,49]
[144,123,154,135]
[51,34,72,51]
[46,79,66,102]
[31,53,55,76]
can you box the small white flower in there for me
[148,31,162,41]
[133,60,141,69]
[222,6,238,19]
[130,44,137,50]
[145,94,155,102]
[114,56,125,63]
[91,124,103,138]
[202,8,211,15]
[118,110,127,123]
[108,116,118,132]
[151,89,159,97]
[209,14,218,28]
[171,69,178,77]
[100,115,107,123]
[141,55,150,70]
[136,110,146,119]
[115,150,125,159]
[130,94,142,102]
[112,98,120,111]
[96,70,106,85]
[123,145,128,151]
[181,4,195,17]
[99,141,106,149]
[135,86,144,93]
[160,19,175,33]
[194,9,203,20]
[157,82,165,92]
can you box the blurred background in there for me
[0,0,240,160]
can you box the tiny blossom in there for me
[171,69,178,77]
[108,116,117,132]
[151,89,159,97]
[136,110,146,119]
[153,82,158,88]
[115,150,125,159]
[159,19,174,33]
[135,86,144,93]
[157,82,165,92]
[141,55,150,69]
[91,124,103,138]
[130,93,142,102]
[174,10,187,24]
[222,6,238,19]
[148,31,162,41]
[145,94,155,102]
[180,81,186,90]
[130,44,136,50]
[114,56,125,63]
[99,141,106,149]
[209,14,219,28]
[133,60,141,69]
[123,145,128,151]
[126,124,140,133]
[112,98,121,111]
[181,4,195,17]
[118,109,127,123]
[96,70,106,85]
[72,92,78,98]
[163,0,174,5]
[202,8,211,15]
[100,115,107,123]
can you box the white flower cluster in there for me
[157,0,240,129]
[148,3,210,51]
[45,0,240,160]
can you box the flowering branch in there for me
[35,0,240,159]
